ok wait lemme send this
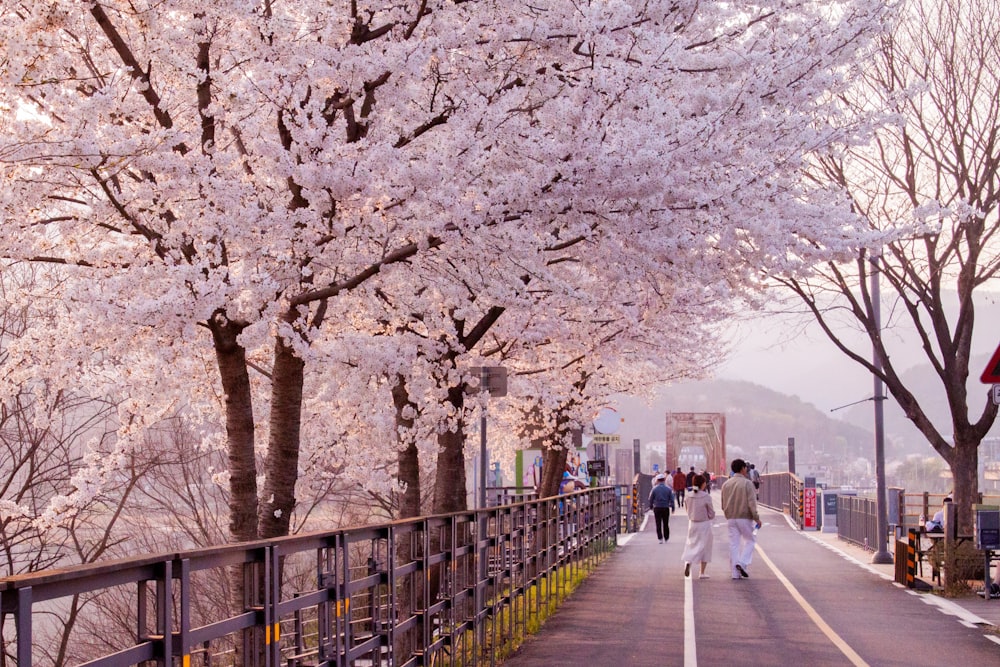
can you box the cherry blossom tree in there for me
[769,0,1000,532]
[0,0,888,550]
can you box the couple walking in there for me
[678,458,762,580]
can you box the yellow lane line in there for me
[757,545,871,667]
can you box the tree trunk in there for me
[432,385,469,514]
[208,313,258,542]
[391,376,423,660]
[393,376,422,520]
[538,444,569,499]
[258,325,305,539]
[947,433,982,536]
[206,312,257,622]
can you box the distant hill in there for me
[613,379,875,467]
[840,352,1000,456]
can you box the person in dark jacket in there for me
[648,473,676,543]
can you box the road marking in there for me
[757,545,871,667]
[684,572,697,667]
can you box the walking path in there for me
[500,507,1000,666]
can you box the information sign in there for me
[803,487,818,530]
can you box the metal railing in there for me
[1,487,619,667]
[759,474,1000,554]
[836,495,882,551]
[757,472,798,522]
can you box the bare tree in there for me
[774,0,1000,531]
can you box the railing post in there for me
[15,586,33,667]
[178,558,191,667]
[158,560,173,667]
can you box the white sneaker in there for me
[658,539,663,543]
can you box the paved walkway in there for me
[500,507,1000,666]
[808,522,1000,627]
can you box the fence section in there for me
[0,487,619,667]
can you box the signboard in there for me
[975,506,1000,550]
[586,459,607,477]
[823,492,838,517]
[803,487,818,530]
[981,342,1000,383]
[591,434,621,445]
[466,366,508,396]
[514,448,590,492]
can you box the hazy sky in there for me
[713,291,1000,415]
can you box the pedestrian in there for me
[648,473,676,543]
[748,463,761,491]
[682,473,716,578]
[720,458,762,579]
[672,467,687,507]
[685,466,696,490]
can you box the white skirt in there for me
[681,520,714,564]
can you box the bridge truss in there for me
[665,412,726,476]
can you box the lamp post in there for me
[871,255,893,564]
[469,366,507,509]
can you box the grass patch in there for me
[448,542,616,665]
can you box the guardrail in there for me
[759,474,1000,555]
[0,487,620,667]
[758,472,798,523]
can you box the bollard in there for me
[905,528,919,588]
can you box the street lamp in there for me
[468,366,507,509]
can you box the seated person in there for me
[925,496,952,532]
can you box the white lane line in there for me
[757,545,871,667]
[684,571,697,667]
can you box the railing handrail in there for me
[1,487,622,667]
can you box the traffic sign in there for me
[982,342,1000,383]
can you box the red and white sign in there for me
[803,487,818,530]
[981,342,1000,384]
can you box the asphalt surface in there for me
[500,507,1000,666]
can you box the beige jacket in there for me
[686,489,716,522]
[721,474,760,523]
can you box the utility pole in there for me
[871,255,893,564]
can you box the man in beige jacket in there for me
[721,458,762,579]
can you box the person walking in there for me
[720,458,761,579]
[648,473,676,543]
[672,467,687,507]
[682,473,716,578]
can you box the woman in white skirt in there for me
[682,473,716,578]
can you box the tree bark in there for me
[432,385,469,514]
[391,376,423,660]
[538,444,569,499]
[206,312,257,622]
[258,320,305,539]
[393,376,422,519]
[207,312,258,543]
